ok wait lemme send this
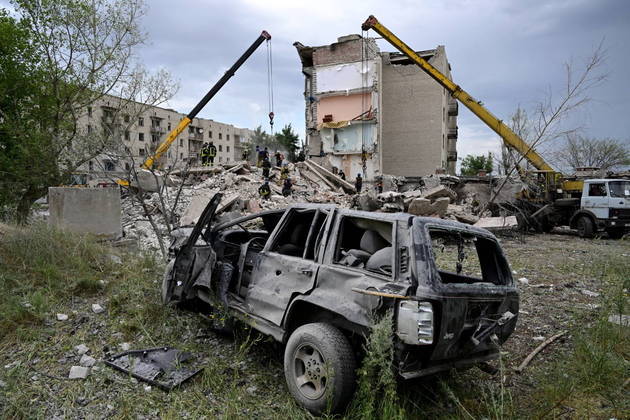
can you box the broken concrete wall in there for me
[48,187,122,239]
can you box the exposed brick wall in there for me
[313,38,379,66]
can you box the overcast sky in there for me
[12,0,630,160]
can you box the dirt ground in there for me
[0,230,628,418]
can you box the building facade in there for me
[76,95,254,178]
[294,35,458,180]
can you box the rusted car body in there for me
[162,194,519,414]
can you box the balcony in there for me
[448,101,458,116]
[447,127,458,139]
[188,132,204,141]
[150,126,165,135]
[447,151,458,162]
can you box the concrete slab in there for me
[474,216,518,230]
[48,187,121,239]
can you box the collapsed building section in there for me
[294,35,458,181]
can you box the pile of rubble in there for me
[121,162,520,253]
[121,162,353,252]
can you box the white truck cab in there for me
[574,179,630,238]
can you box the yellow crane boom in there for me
[361,16,555,174]
[142,30,271,170]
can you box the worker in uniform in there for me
[280,165,289,180]
[355,173,363,193]
[258,180,271,200]
[262,156,271,179]
[255,145,262,167]
[275,151,282,167]
[208,142,217,167]
[242,147,250,161]
[282,177,293,197]
[200,143,209,166]
[257,146,266,168]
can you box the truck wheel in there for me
[606,229,625,239]
[284,323,356,415]
[577,216,594,238]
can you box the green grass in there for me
[0,227,628,418]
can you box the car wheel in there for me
[284,323,356,415]
[606,228,625,239]
[577,216,594,238]
[161,260,175,304]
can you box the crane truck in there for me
[120,30,272,190]
[362,16,630,239]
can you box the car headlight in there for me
[396,300,433,345]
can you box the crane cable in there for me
[266,38,275,134]
[360,31,369,178]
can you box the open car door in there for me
[162,193,223,305]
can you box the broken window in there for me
[138,117,144,127]
[219,133,222,140]
[138,132,144,141]
[320,123,375,154]
[139,148,146,156]
[219,145,222,152]
[270,209,329,260]
[104,160,115,171]
[227,146,230,152]
[124,131,130,141]
[209,131,213,138]
[227,134,230,141]
[429,229,508,285]
[334,217,393,277]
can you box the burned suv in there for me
[162,194,519,414]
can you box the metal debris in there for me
[105,347,203,391]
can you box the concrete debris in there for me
[74,344,89,355]
[91,303,105,314]
[108,254,122,265]
[474,216,518,231]
[79,354,96,367]
[56,313,69,321]
[117,162,519,254]
[120,342,131,351]
[68,365,90,380]
[581,289,600,298]
[421,185,457,202]
[608,314,629,326]
[518,277,529,285]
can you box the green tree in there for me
[460,153,494,176]
[274,124,300,161]
[0,0,172,223]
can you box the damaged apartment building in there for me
[74,96,254,184]
[294,34,458,181]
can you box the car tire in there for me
[606,228,625,239]
[577,216,594,238]
[284,323,356,415]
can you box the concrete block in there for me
[433,197,450,217]
[69,366,90,379]
[422,185,457,201]
[48,187,121,239]
[474,216,518,231]
[180,190,214,226]
[407,198,433,216]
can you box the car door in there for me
[245,208,333,326]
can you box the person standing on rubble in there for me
[275,150,282,167]
[262,157,271,179]
[258,180,271,200]
[282,177,293,197]
[256,145,262,167]
[242,147,250,162]
[200,143,209,166]
[208,142,217,167]
[280,165,289,180]
[339,170,346,181]
[355,173,363,193]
